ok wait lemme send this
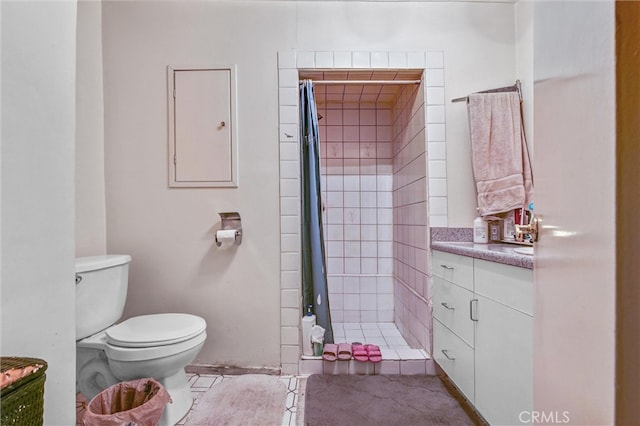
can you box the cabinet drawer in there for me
[433,276,474,347]
[433,319,475,403]
[474,259,533,315]
[432,250,474,291]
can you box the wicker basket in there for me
[1,357,48,426]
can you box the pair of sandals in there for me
[322,342,382,363]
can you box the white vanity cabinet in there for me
[433,251,533,425]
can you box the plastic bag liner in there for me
[310,325,325,344]
[83,378,172,426]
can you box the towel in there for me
[467,92,533,216]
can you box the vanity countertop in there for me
[431,241,534,269]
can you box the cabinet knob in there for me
[220,121,226,127]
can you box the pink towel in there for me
[467,92,533,216]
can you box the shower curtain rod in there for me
[451,80,522,103]
[300,79,421,85]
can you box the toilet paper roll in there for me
[216,229,237,244]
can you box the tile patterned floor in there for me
[300,322,434,375]
[76,323,428,424]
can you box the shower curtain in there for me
[300,80,334,344]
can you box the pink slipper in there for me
[322,343,338,362]
[365,344,382,363]
[337,343,352,361]
[352,344,368,362]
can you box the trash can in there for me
[1,356,48,426]
[83,378,172,426]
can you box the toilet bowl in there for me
[75,255,207,426]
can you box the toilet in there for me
[75,255,206,426]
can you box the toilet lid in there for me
[106,313,206,347]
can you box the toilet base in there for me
[157,368,194,426]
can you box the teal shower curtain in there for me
[300,80,334,344]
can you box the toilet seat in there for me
[77,313,207,362]
[106,313,206,347]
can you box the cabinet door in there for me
[168,66,238,187]
[474,295,533,425]
[433,319,475,403]
[433,276,475,347]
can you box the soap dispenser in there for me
[301,305,316,356]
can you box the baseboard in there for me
[186,363,282,376]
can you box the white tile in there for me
[427,123,445,142]
[363,328,382,337]
[371,52,389,68]
[429,196,448,215]
[352,361,375,375]
[345,258,360,274]
[343,322,361,330]
[344,241,360,257]
[352,51,371,68]
[323,360,350,375]
[360,293,377,310]
[281,253,300,272]
[278,51,297,69]
[344,175,360,191]
[426,87,445,105]
[429,215,448,228]
[315,51,334,68]
[396,348,426,360]
[280,179,298,197]
[428,160,447,178]
[400,360,427,375]
[425,68,445,87]
[361,258,377,274]
[280,142,298,161]
[281,233,300,252]
[280,197,299,216]
[429,178,447,197]
[378,360,400,374]
[388,52,408,68]
[279,68,299,88]
[426,105,445,123]
[281,289,299,308]
[427,141,446,160]
[280,123,298,142]
[297,51,315,68]
[281,215,300,234]
[279,87,298,106]
[334,51,352,68]
[299,359,324,375]
[407,51,426,68]
[426,51,444,69]
[378,310,395,322]
[377,294,394,310]
[360,310,378,323]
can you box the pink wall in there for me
[318,100,395,323]
[391,81,432,352]
[315,78,432,353]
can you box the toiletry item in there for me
[473,215,488,243]
[489,221,501,241]
[301,305,316,356]
[503,211,516,241]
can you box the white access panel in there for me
[168,66,238,187]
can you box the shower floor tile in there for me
[332,322,412,351]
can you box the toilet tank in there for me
[75,255,132,340]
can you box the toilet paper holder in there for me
[216,212,242,247]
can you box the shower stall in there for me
[299,69,433,359]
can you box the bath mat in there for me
[185,374,287,426]
[304,374,479,426]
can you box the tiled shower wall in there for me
[318,104,395,323]
[277,50,447,374]
[391,80,434,352]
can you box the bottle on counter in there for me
[473,211,488,244]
